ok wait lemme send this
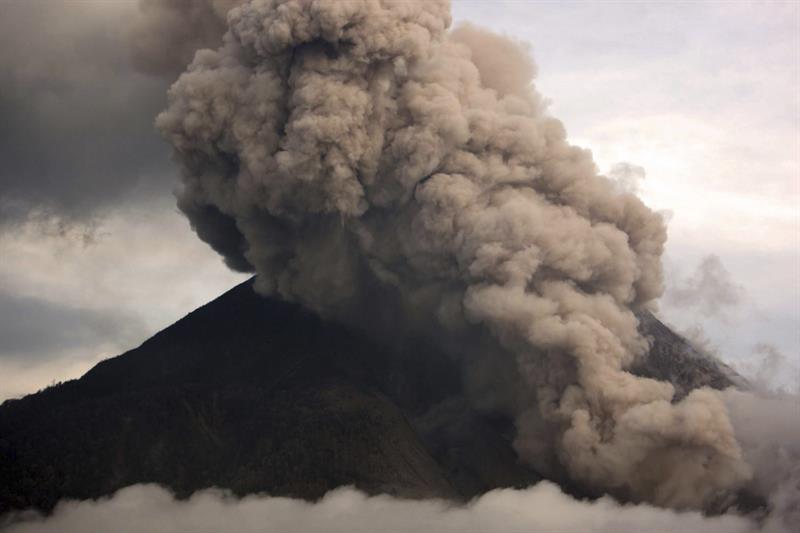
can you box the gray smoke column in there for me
[158,0,750,509]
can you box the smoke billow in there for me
[157,0,752,510]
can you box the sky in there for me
[0,0,798,400]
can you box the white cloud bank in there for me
[3,482,752,533]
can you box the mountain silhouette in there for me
[0,278,742,514]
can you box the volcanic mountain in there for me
[0,278,743,515]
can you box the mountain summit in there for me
[0,279,741,514]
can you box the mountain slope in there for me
[0,279,741,514]
[633,311,744,397]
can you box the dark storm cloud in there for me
[0,1,173,227]
[0,291,147,361]
[130,0,240,77]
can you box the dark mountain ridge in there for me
[0,278,740,515]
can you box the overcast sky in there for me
[0,0,797,400]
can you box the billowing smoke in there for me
[157,0,752,510]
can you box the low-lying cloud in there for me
[2,481,754,533]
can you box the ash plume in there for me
[158,0,751,510]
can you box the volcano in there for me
[0,278,743,515]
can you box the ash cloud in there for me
[157,0,756,511]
